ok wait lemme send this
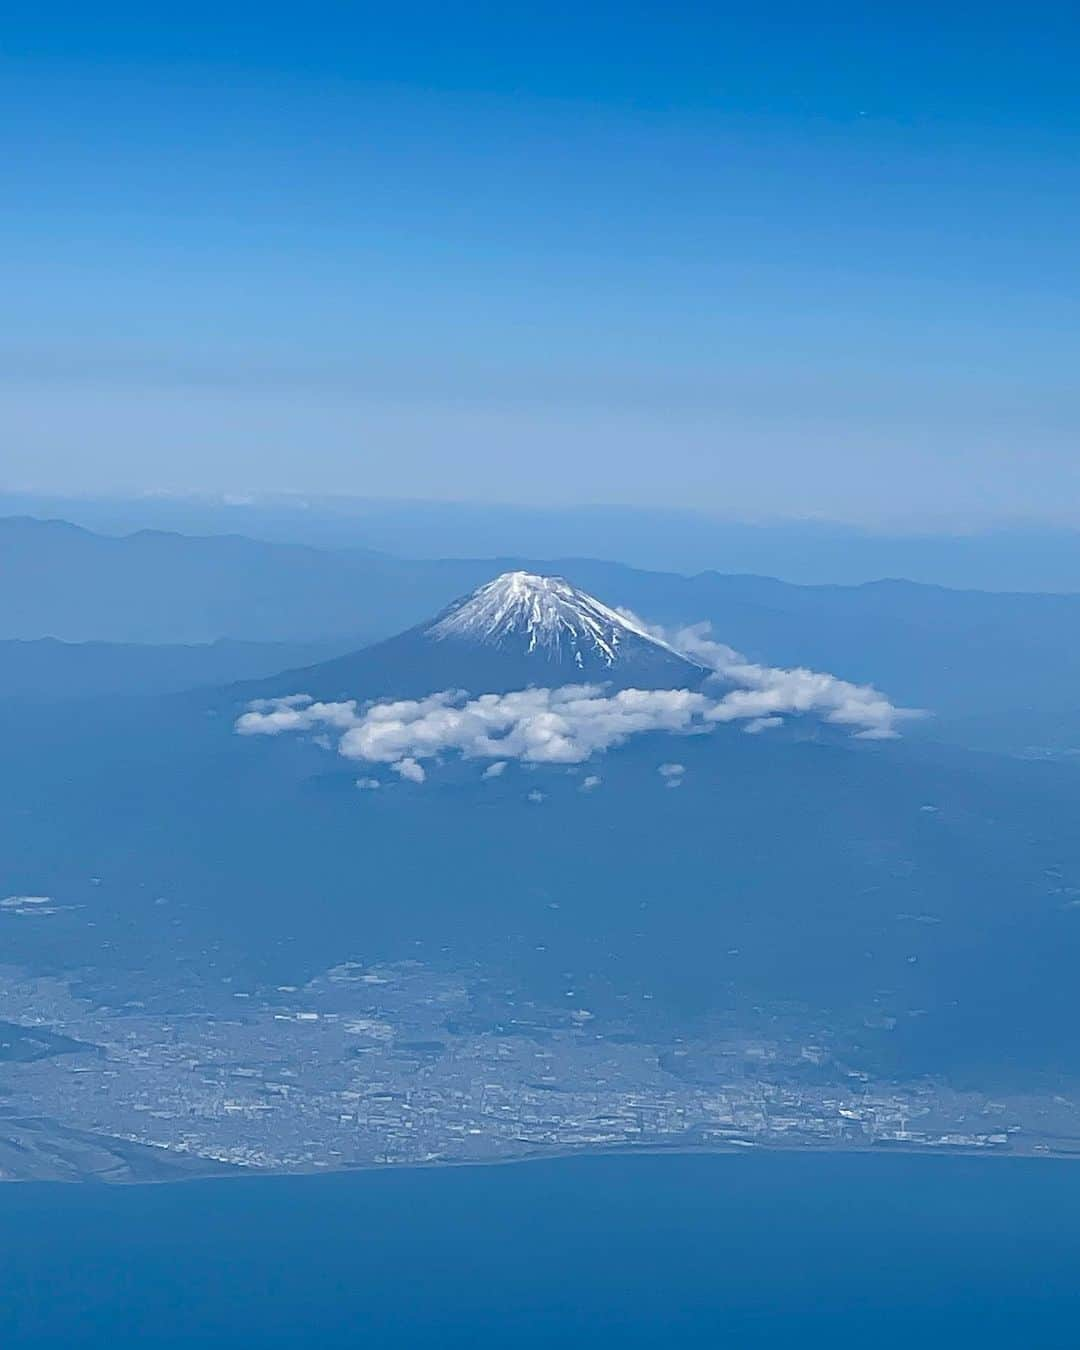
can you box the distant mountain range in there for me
[7,515,1080,753]
[8,491,1080,592]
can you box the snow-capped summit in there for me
[427,571,680,670]
[421,569,707,685]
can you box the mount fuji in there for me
[5,568,1080,1092]
[243,571,707,703]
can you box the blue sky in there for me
[3,4,1079,523]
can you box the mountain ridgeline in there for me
[10,515,1080,756]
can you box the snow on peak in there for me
[426,571,676,668]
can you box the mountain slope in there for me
[240,571,708,703]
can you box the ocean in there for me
[2,1150,1078,1347]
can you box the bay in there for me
[2,1151,1078,1347]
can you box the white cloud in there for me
[235,696,358,736]
[237,622,920,782]
[743,716,783,734]
[670,623,920,740]
[1,895,58,915]
[580,775,602,791]
[526,790,546,803]
[240,685,712,781]
[355,777,381,790]
[392,757,426,784]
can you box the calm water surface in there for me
[2,1150,1078,1347]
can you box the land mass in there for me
[2,958,1078,1184]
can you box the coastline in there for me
[4,1127,1079,1189]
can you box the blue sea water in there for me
[2,1150,1078,1347]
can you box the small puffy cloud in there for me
[743,716,783,734]
[526,789,546,803]
[658,762,685,778]
[392,757,426,784]
[580,774,602,791]
[355,777,381,790]
[482,761,508,779]
[236,696,359,737]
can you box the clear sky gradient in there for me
[3,3,1079,523]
